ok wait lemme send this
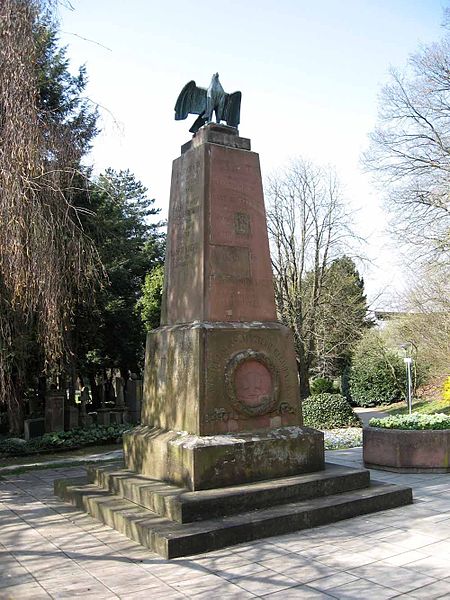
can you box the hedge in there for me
[302,393,361,429]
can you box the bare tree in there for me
[0,0,102,432]
[363,16,450,259]
[390,262,450,382]
[266,159,363,398]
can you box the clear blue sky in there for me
[59,0,447,306]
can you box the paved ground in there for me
[0,448,449,599]
[354,408,390,427]
[0,449,124,476]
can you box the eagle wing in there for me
[174,81,207,120]
[223,91,242,128]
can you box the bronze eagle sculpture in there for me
[174,73,241,133]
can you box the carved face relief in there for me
[225,350,279,416]
[235,360,272,407]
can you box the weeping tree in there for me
[0,0,102,433]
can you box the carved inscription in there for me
[170,157,201,269]
[210,245,251,280]
[278,402,295,415]
[234,212,251,236]
[204,408,230,423]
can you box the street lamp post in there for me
[403,356,413,415]
[400,341,417,415]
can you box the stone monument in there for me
[55,116,412,559]
[123,123,323,489]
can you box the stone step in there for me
[86,462,371,523]
[55,477,412,559]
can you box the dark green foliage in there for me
[0,424,129,456]
[349,331,407,407]
[35,21,98,158]
[312,257,372,379]
[369,413,450,430]
[302,393,361,429]
[75,169,165,376]
[310,377,335,396]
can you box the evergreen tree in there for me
[74,169,164,400]
[312,257,371,378]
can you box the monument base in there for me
[123,425,324,491]
[55,462,412,559]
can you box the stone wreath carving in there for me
[225,349,279,417]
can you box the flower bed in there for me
[363,413,450,472]
[0,424,129,457]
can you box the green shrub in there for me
[310,377,335,396]
[369,413,450,430]
[302,393,361,429]
[0,423,129,457]
[349,331,407,407]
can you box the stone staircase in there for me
[55,462,412,559]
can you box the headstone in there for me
[96,409,110,426]
[124,374,142,424]
[24,417,45,441]
[124,124,324,490]
[115,376,125,407]
[64,404,79,431]
[45,391,65,433]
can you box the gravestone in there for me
[64,404,79,431]
[45,391,65,432]
[24,417,45,440]
[124,374,142,424]
[55,123,412,558]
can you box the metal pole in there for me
[404,357,413,414]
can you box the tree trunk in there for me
[7,379,24,435]
[297,358,310,400]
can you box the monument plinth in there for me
[55,119,412,559]
[123,124,324,489]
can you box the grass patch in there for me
[384,397,450,416]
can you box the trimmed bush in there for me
[302,393,361,429]
[0,423,129,457]
[369,413,450,430]
[310,377,335,396]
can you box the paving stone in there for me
[403,556,450,579]
[307,571,359,591]
[0,581,52,599]
[231,569,300,595]
[280,562,339,584]
[326,578,399,599]
[0,448,449,599]
[348,561,437,593]
[263,584,335,598]
[117,585,186,599]
[383,549,429,566]
[408,578,450,599]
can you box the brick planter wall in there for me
[363,427,450,473]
